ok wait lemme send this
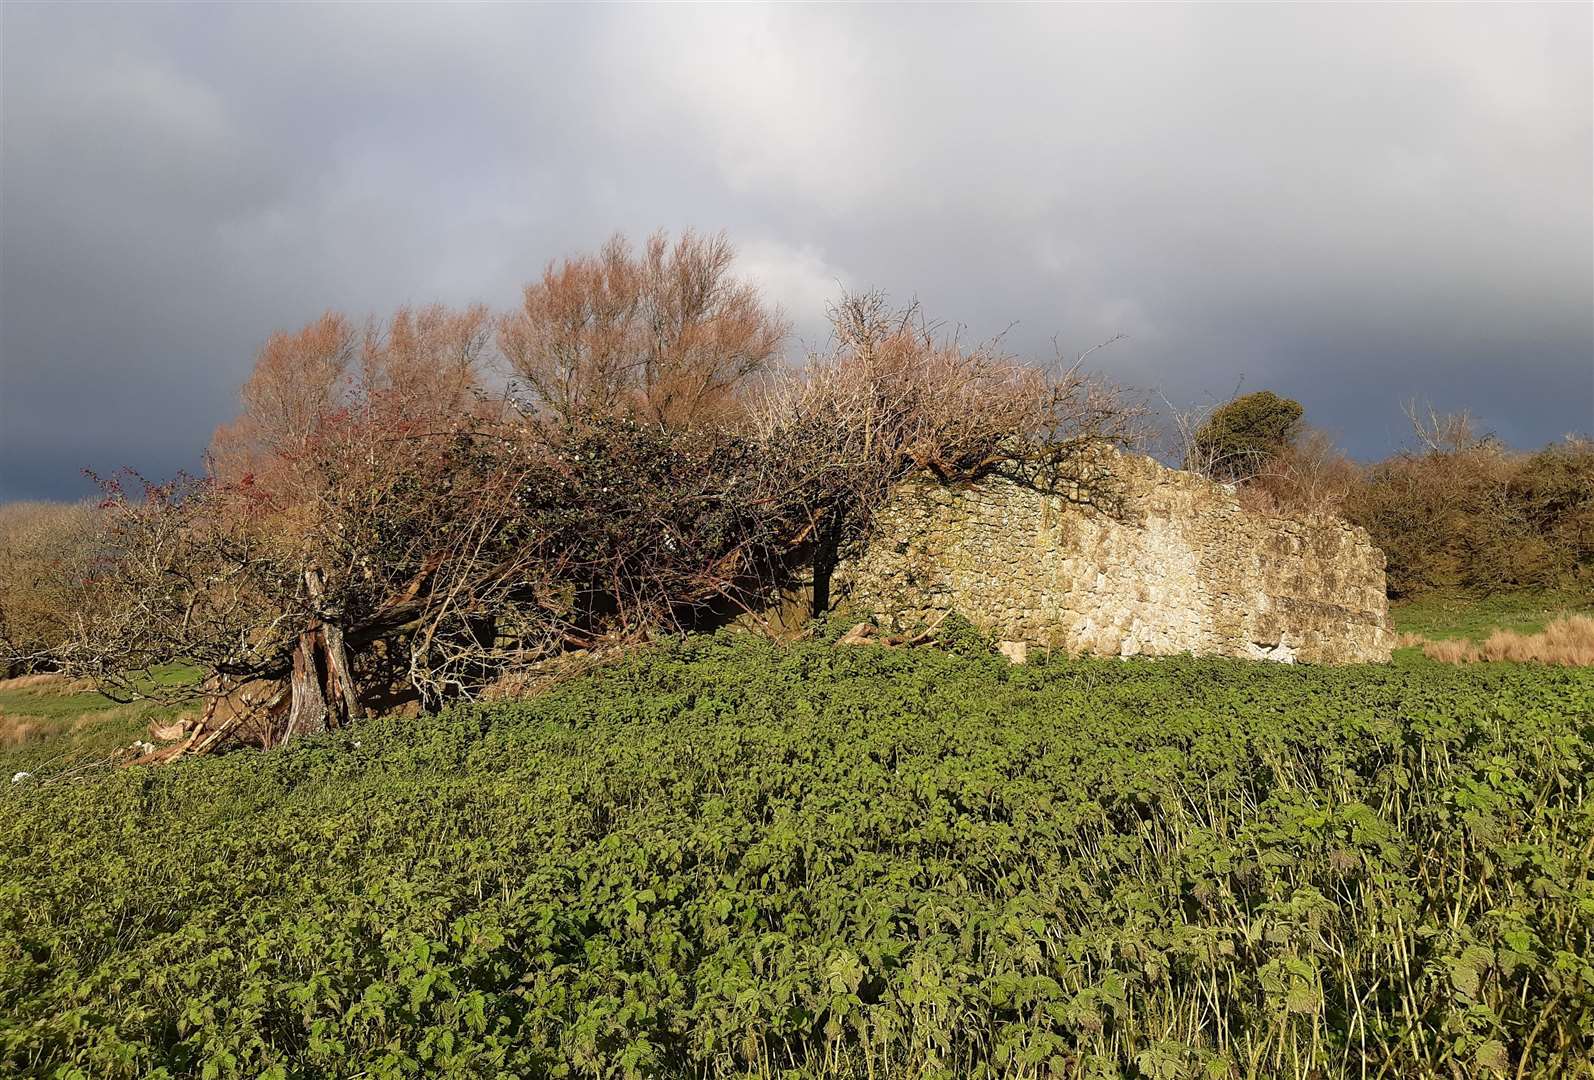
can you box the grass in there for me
[1390,589,1594,667]
[1390,587,1594,641]
[0,663,201,775]
[1408,615,1594,666]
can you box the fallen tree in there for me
[3,238,1138,758]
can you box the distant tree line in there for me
[1175,391,1594,597]
[1347,412,1594,597]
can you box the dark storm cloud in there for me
[3,2,1590,499]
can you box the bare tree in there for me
[633,231,788,427]
[1160,394,1230,482]
[499,231,788,429]
[364,303,495,421]
[1402,398,1490,455]
[208,312,358,487]
[755,290,1140,606]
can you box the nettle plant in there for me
[2,639,1590,1078]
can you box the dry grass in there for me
[1,713,46,746]
[0,673,67,693]
[0,672,96,694]
[1482,614,1594,664]
[2,703,152,747]
[481,647,625,702]
[1419,637,1483,664]
[1408,614,1594,666]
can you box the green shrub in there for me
[1516,437,1594,583]
[2,637,1590,1077]
[1186,390,1304,482]
[929,611,996,658]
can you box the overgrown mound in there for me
[3,638,1589,1077]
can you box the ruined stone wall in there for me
[835,451,1391,663]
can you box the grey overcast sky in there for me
[2,2,1590,500]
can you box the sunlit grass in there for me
[0,663,201,773]
[1391,587,1594,641]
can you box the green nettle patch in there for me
[1,637,1591,1078]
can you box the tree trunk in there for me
[321,621,362,723]
[810,513,843,618]
[302,566,361,728]
[286,630,328,741]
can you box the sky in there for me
[2,3,1590,501]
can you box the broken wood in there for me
[306,568,361,724]
[835,610,953,649]
[322,623,361,721]
[286,631,329,740]
[149,716,195,743]
[837,622,878,646]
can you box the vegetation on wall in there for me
[1183,389,1304,483]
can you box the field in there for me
[2,625,1591,1079]
[1390,588,1594,644]
[0,665,199,776]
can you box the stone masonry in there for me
[834,450,1391,663]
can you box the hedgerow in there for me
[2,638,1591,1077]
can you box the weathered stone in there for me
[834,449,1391,664]
[997,640,1029,665]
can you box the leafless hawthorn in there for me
[1401,398,1491,455]
[26,256,1142,758]
[37,472,290,700]
[1161,394,1233,482]
[748,291,1140,607]
[499,230,788,429]
[1239,429,1359,517]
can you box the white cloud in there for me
[603,7,909,210]
[735,239,852,344]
